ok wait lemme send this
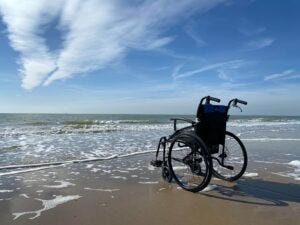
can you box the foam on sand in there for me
[147,165,155,171]
[0,155,119,177]
[42,181,75,188]
[0,189,14,193]
[19,194,30,198]
[0,155,117,171]
[287,160,300,180]
[242,138,300,142]
[0,165,66,176]
[288,160,300,167]
[271,160,300,181]
[138,181,159,184]
[84,187,120,192]
[110,176,127,180]
[243,172,259,178]
[201,184,218,192]
[91,168,102,173]
[0,153,159,176]
[13,195,81,220]
[86,164,94,169]
[286,160,300,180]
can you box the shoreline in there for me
[0,153,299,225]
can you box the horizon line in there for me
[0,112,299,117]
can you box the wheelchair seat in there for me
[196,104,229,149]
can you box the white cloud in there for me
[172,59,245,79]
[264,69,300,81]
[185,26,206,47]
[0,0,63,90]
[244,37,274,51]
[0,0,225,90]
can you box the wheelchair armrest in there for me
[170,118,196,131]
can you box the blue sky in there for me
[0,0,299,115]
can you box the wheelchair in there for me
[151,96,248,192]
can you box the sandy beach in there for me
[0,153,299,225]
[1,0,300,223]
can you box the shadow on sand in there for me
[202,178,300,206]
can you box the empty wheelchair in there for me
[151,96,248,192]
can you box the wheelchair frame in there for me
[151,96,248,192]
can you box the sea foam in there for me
[243,172,258,178]
[42,181,75,188]
[13,195,81,220]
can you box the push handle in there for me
[200,96,221,105]
[227,98,248,112]
[208,96,221,103]
[236,99,247,105]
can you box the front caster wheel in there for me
[162,165,172,182]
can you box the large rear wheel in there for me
[212,131,247,181]
[168,132,212,192]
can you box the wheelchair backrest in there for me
[196,104,229,146]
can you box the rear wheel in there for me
[168,132,212,192]
[212,131,247,181]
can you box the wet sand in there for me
[0,154,299,225]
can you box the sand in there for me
[0,154,299,225]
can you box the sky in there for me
[0,0,299,115]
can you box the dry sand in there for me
[0,154,299,225]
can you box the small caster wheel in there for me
[162,165,172,183]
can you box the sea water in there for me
[0,114,299,179]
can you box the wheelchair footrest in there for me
[223,165,234,170]
[150,160,163,167]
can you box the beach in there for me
[0,154,299,225]
[0,114,300,224]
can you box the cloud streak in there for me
[264,69,300,81]
[238,27,266,36]
[172,59,246,80]
[0,0,225,90]
[244,37,274,51]
[185,25,206,47]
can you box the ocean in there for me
[0,114,299,180]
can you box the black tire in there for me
[162,164,172,182]
[168,132,212,192]
[212,131,247,181]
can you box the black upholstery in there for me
[196,104,229,146]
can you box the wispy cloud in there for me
[0,0,225,90]
[264,69,300,81]
[237,18,266,37]
[0,0,63,90]
[244,37,274,51]
[185,25,206,47]
[155,48,198,61]
[238,27,266,36]
[172,59,246,80]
